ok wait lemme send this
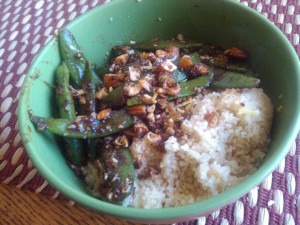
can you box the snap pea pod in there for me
[79,62,97,160]
[96,147,135,203]
[29,109,134,139]
[205,60,250,73]
[133,38,203,50]
[188,52,252,74]
[210,69,260,89]
[58,29,103,88]
[78,61,96,115]
[127,74,213,106]
[56,62,85,166]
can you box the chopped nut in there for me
[179,55,194,69]
[158,73,176,88]
[166,84,181,96]
[147,104,156,113]
[128,66,141,81]
[140,52,156,62]
[224,47,248,60]
[97,108,112,120]
[168,102,183,122]
[165,46,180,61]
[114,135,129,147]
[95,87,109,100]
[189,63,210,77]
[74,115,87,123]
[146,113,155,122]
[141,93,157,104]
[69,86,85,97]
[123,82,142,96]
[113,53,129,65]
[156,87,166,95]
[157,98,168,109]
[145,131,162,146]
[157,59,177,73]
[155,50,167,58]
[79,96,86,104]
[103,73,126,88]
[133,121,149,137]
[138,78,152,92]
[127,104,147,116]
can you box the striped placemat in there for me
[0,1,299,224]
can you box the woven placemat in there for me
[0,0,299,224]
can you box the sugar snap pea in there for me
[210,69,260,89]
[79,62,97,160]
[134,38,203,50]
[29,109,134,139]
[96,146,135,203]
[58,29,103,88]
[56,62,85,166]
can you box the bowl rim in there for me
[18,0,300,222]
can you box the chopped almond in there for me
[157,59,177,73]
[141,93,157,104]
[113,53,129,65]
[138,78,152,92]
[165,46,180,61]
[127,104,147,116]
[95,87,109,100]
[145,131,162,146]
[97,108,112,120]
[179,55,194,69]
[79,96,86,104]
[155,50,167,58]
[103,73,126,88]
[114,135,129,147]
[123,82,142,96]
[128,66,141,81]
[166,84,181,96]
[133,121,149,137]
[224,47,248,60]
[189,63,210,77]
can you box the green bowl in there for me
[18,0,300,223]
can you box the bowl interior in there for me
[19,0,300,223]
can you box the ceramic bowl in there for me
[19,0,300,223]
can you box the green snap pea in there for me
[29,109,134,139]
[133,38,203,50]
[210,69,260,89]
[96,147,135,203]
[58,29,103,88]
[79,62,97,160]
[56,62,84,166]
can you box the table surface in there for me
[0,184,136,225]
[0,0,300,225]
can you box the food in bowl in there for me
[29,29,273,208]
